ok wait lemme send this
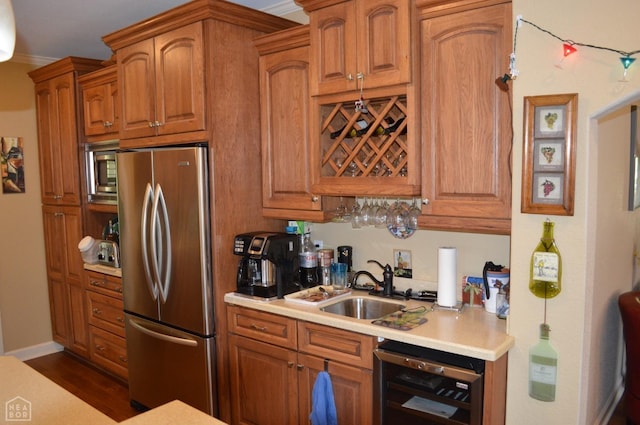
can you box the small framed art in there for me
[522,93,577,215]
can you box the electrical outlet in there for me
[314,240,323,249]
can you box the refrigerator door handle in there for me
[128,318,198,347]
[141,182,159,301]
[151,183,173,304]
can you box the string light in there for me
[506,15,640,82]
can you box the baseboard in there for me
[596,379,625,425]
[3,341,64,361]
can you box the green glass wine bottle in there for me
[529,323,558,401]
[529,220,562,298]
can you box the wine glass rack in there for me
[320,95,409,179]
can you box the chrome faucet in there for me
[352,260,394,297]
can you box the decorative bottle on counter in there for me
[529,323,558,401]
[298,233,319,287]
[529,220,562,298]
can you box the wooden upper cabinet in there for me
[258,27,318,213]
[29,57,103,205]
[117,22,205,140]
[34,74,82,205]
[304,0,411,96]
[418,2,512,234]
[79,66,119,140]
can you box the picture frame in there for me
[628,105,640,211]
[522,93,577,215]
[393,249,412,278]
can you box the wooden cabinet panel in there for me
[84,270,123,299]
[48,277,70,345]
[118,39,156,139]
[87,291,125,338]
[68,283,89,357]
[89,326,128,380]
[79,66,119,139]
[41,206,84,284]
[298,353,373,425]
[306,0,411,96]
[227,306,297,349]
[117,22,205,140]
[260,43,317,212]
[34,74,82,205]
[228,333,299,425]
[298,321,376,369]
[418,2,512,234]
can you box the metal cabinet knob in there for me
[311,196,319,203]
[422,198,430,206]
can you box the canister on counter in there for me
[337,245,352,271]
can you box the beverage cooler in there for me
[374,340,485,425]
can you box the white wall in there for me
[508,1,640,423]
[0,61,52,352]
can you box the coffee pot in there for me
[234,232,300,299]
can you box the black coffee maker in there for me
[234,232,300,299]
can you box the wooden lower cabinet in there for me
[85,270,127,380]
[227,306,374,425]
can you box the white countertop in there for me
[224,290,514,361]
[0,356,227,425]
[84,263,122,277]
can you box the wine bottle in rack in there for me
[330,119,368,139]
[384,116,406,135]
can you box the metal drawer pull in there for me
[250,323,267,332]
[95,345,105,352]
[92,308,102,315]
[116,316,124,323]
[287,361,295,368]
[90,280,104,287]
[119,356,128,363]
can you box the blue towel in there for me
[310,371,338,425]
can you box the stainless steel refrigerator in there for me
[116,146,217,415]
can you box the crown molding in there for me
[262,0,302,16]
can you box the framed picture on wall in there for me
[522,93,578,216]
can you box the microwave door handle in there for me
[141,183,159,301]
[153,183,172,304]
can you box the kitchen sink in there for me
[321,297,405,320]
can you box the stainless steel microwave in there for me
[85,141,118,205]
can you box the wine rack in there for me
[320,95,409,179]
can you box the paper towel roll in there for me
[437,247,458,307]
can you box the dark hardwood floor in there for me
[23,350,630,424]
[25,350,140,422]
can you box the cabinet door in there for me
[309,1,356,96]
[34,75,81,205]
[261,45,320,212]
[42,205,87,355]
[68,283,89,357]
[298,353,373,425]
[82,79,118,137]
[228,334,299,425]
[48,276,70,346]
[309,0,410,96]
[118,38,157,139]
[356,0,411,90]
[154,22,205,136]
[420,3,512,233]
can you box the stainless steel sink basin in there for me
[321,297,405,320]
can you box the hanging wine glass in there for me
[406,198,421,231]
[332,196,348,222]
[375,198,389,228]
[351,198,363,229]
[361,197,373,227]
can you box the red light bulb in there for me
[562,43,577,57]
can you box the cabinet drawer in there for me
[227,306,297,349]
[87,291,125,338]
[298,321,376,369]
[89,326,128,379]
[85,270,123,299]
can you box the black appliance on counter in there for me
[234,232,300,300]
[374,340,485,425]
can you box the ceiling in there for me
[11,0,300,62]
